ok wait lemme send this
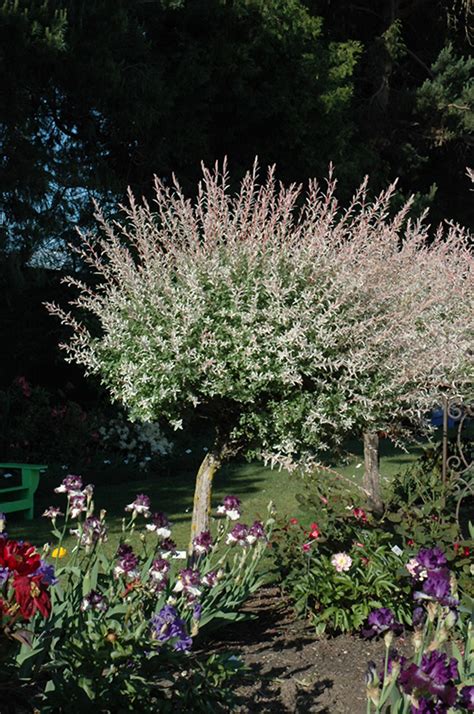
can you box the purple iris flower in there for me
[411,698,449,713]
[399,650,458,707]
[81,589,108,613]
[415,569,458,607]
[150,605,192,652]
[0,566,9,586]
[416,547,447,572]
[223,495,241,511]
[226,523,249,546]
[460,686,474,711]
[361,608,403,638]
[76,516,108,547]
[54,475,83,494]
[158,537,177,554]
[248,520,266,542]
[36,560,57,586]
[114,544,139,578]
[193,530,213,555]
[193,602,202,621]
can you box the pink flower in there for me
[302,543,311,552]
[331,552,352,572]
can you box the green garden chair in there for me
[0,463,47,519]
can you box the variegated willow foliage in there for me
[48,161,474,546]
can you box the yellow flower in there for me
[52,546,67,559]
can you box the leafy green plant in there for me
[273,520,413,634]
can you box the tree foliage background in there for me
[0,0,472,384]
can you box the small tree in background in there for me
[48,161,473,549]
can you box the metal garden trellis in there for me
[440,390,473,525]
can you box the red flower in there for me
[309,522,320,539]
[0,540,41,576]
[407,539,415,547]
[453,542,460,553]
[353,507,368,523]
[13,575,51,620]
[302,543,311,552]
[463,547,470,557]
[289,518,299,525]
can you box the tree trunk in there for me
[188,449,222,558]
[363,431,384,515]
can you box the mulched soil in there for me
[205,587,411,713]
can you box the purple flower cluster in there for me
[193,530,213,555]
[52,476,95,519]
[399,650,459,710]
[150,604,192,652]
[114,544,139,579]
[365,547,472,714]
[226,521,266,546]
[362,608,403,639]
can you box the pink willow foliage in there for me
[47,160,473,468]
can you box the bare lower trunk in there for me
[363,431,383,515]
[188,450,222,557]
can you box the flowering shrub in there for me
[272,520,413,634]
[0,379,173,476]
[4,479,274,710]
[365,547,474,713]
[97,412,173,469]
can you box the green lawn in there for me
[5,437,423,556]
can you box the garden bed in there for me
[206,587,411,713]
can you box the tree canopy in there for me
[48,162,473,536]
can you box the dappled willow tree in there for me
[48,162,473,548]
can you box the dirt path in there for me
[205,587,409,713]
